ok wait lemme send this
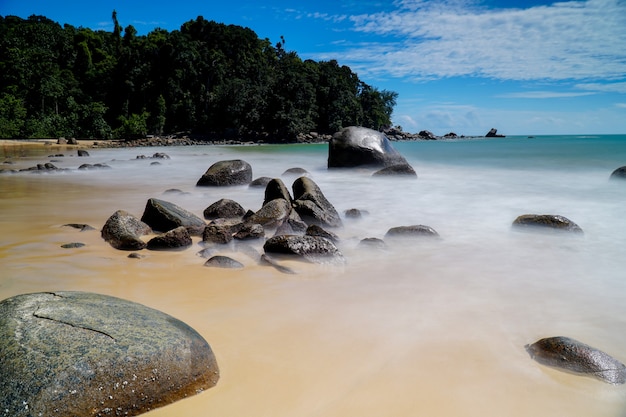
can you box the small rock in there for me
[204,255,244,269]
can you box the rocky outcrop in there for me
[512,214,583,233]
[141,198,206,236]
[263,235,345,264]
[0,291,219,416]
[202,224,234,244]
[385,225,440,238]
[486,128,505,137]
[328,126,410,168]
[292,176,343,228]
[526,336,626,384]
[418,130,437,140]
[101,209,152,250]
[196,159,252,186]
[147,226,193,250]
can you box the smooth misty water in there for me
[1,135,626,416]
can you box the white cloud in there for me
[314,0,626,82]
[498,91,596,98]
[576,82,626,94]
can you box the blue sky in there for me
[2,0,626,135]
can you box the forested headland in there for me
[0,13,399,142]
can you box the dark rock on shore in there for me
[328,126,410,168]
[0,291,219,417]
[77,149,90,156]
[260,253,297,274]
[147,226,193,250]
[101,210,152,250]
[263,235,345,264]
[78,163,111,170]
[512,214,583,233]
[610,166,626,180]
[141,198,206,236]
[385,225,440,238]
[525,336,626,384]
[233,222,265,240]
[203,198,246,220]
[292,176,343,228]
[196,159,252,186]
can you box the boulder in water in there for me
[196,159,252,186]
[512,214,583,233]
[328,126,410,168]
[525,336,626,384]
[101,209,152,250]
[292,176,342,228]
[141,198,206,236]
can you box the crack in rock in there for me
[32,310,117,343]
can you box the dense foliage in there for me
[0,13,398,141]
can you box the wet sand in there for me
[1,142,625,417]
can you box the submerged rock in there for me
[204,255,244,269]
[372,163,417,178]
[0,291,219,416]
[263,235,345,264]
[525,336,626,384]
[512,214,583,233]
[385,225,440,239]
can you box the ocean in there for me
[1,134,626,416]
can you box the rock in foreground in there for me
[525,336,626,384]
[0,291,219,416]
[610,166,626,180]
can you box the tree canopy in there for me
[0,13,398,141]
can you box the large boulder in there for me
[101,210,152,250]
[0,291,219,416]
[512,214,583,233]
[328,126,410,168]
[292,176,343,228]
[264,235,345,264]
[141,198,206,236]
[196,159,252,186]
[525,336,626,384]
